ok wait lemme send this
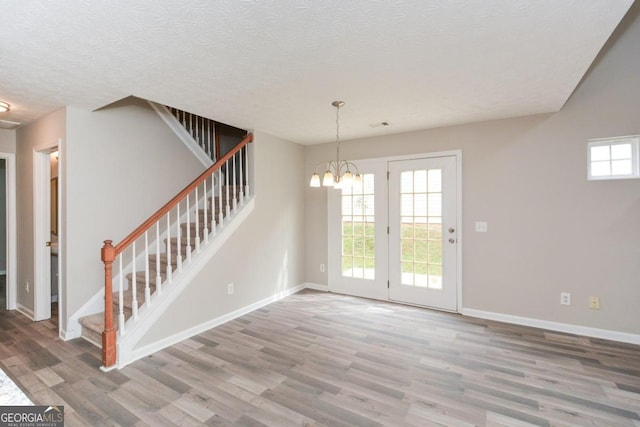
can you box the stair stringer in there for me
[112,196,255,370]
[147,101,213,168]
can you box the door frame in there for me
[326,149,463,312]
[33,141,61,322]
[0,152,17,310]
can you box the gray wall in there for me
[138,131,306,347]
[306,4,640,335]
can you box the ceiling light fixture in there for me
[0,101,9,113]
[309,101,361,189]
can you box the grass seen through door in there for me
[342,221,443,286]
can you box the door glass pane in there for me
[399,168,443,289]
[342,174,375,280]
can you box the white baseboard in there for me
[130,283,307,364]
[303,282,329,291]
[462,308,640,345]
[16,303,34,321]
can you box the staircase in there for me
[78,189,240,346]
[76,106,253,369]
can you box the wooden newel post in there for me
[101,240,116,368]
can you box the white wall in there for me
[0,159,5,273]
[64,98,205,330]
[0,129,15,277]
[16,109,66,317]
[137,131,306,347]
[16,98,204,330]
[0,129,15,153]
[306,4,640,335]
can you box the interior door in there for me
[388,156,458,310]
[328,160,388,300]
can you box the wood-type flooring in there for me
[0,289,639,426]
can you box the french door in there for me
[328,160,388,300]
[328,153,460,311]
[388,156,458,310]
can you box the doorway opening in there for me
[0,152,16,312]
[33,145,60,328]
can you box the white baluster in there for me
[225,161,231,217]
[212,122,217,162]
[232,152,238,211]
[156,222,162,295]
[203,179,209,243]
[244,144,250,198]
[166,212,172,283]
[131,242,138,321]
[176,202,183,271]
[118,254,125,335]
[211,173,217,235]
[207,120,212,159]
[218,169,224,227]
[196,116,200,150]
[195,186,200,253]
[144,231,151,307]
[239,147,245,206]
[186,194,192,262]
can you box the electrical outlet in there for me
[589,296,600,310]
[320,264,325,273]
[227,283,234,295]
[25,281,30,294]
[560,292,571,305]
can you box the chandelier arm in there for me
[345,161,360,174]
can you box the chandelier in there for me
[309,101,361,188]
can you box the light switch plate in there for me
[475,221,488,232]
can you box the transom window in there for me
[588,136,639,180]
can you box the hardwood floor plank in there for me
[1,290,639,426]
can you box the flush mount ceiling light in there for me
[0,101,9,113]
[309,101,361,189]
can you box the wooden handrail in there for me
[113,133,253,255]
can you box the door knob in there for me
[46,241,51,247]
[448,238,456,244]
[448,227,455,233]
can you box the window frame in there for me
[587,135,640,181]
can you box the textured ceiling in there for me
[0,0,633,144]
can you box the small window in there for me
[588,136,639,180]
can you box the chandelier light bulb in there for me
[342,170,353,186]
[322,170,335,187]
[309,173,321,187]
[0,101,9,113]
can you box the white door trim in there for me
[33,144,59,321]
[0,152,17,310]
